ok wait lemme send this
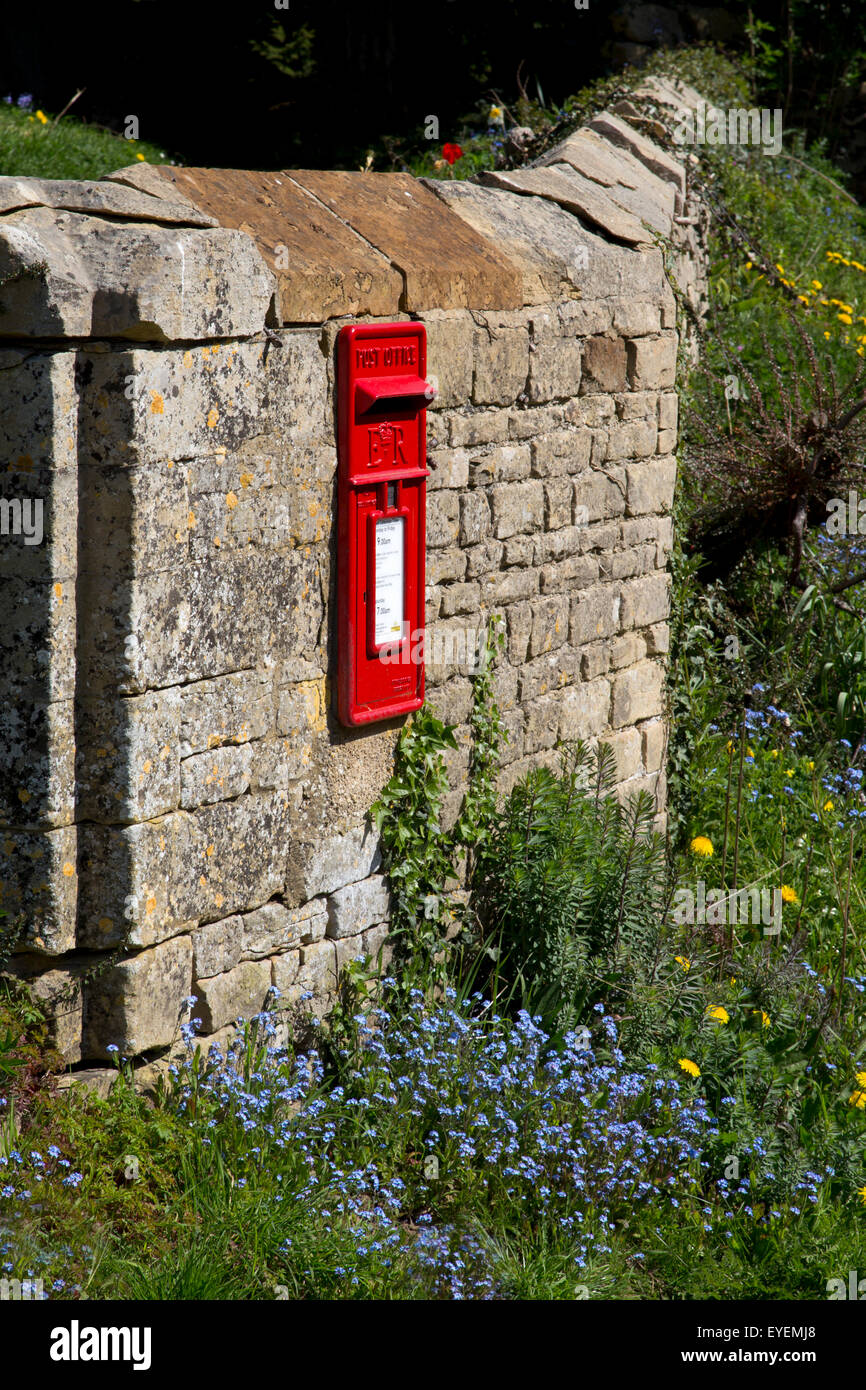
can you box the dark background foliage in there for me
[2,1,865,178]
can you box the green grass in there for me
[0,98,175,180]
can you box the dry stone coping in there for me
[151,165,403,323]
[0,174,218,225]
[478,165,651,246]
[588,111,686,206]
[289,169,524,311]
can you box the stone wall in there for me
[0,76,707,1073]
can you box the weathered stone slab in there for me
[195,958,271,1033]
[0,824,77,955]
[479,167,649,246]
[83,934,193,1058]
[588,112,686,203]
[326,875,391,939]
[301,823,382,899]
[0,175,218,225]
[0,208,273,340]
[293,171,523,310]
[239,899,323,959]
[538,129,675,233]
[191,914,243,979]
[158,166,402,322]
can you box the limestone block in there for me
[600,727,643,781]
[611,660,665,729]
[658,392,678,431]
[524,694,562,753]
[530,430,591,477]
[296,940,338,997]
[527,337,581,402]
[0,208,273,340]
[0,824,78,955]
[503,536,534,567]
[427,448,470,490]
[626,457,678,516]
[76,688,181,824]
[570,587,620,645]
[620,573,671,630]
[626,334,678,390]
[80,547,323,695]
[606,419,658,461]
[180,671,272,757]
[646,622,670,655]
[610,632,647,670]
[519,648,580,702]
[535,526,585,564]
[472,326,529,405]
[424,310,475,407]
[529,595,569,657]
[302,824,382,898]
[0,697,75,830]
[440,582,481,617]
[195,958,271,1034]
[1,576,76,705]
[180,743,253,809]
[542,476,572,530]
[640,718,667,773]
[326,875,391,939]
[490,480,544,538]
[575,469,626,523]
[468,444,531,484]
[83,935,193,1059]
[559,678,611,740]
[191,914,243,979]
[459,491,492,545]
[271,950,301,995]
[488,568,538,605]
[427,491,460,548]
[539,554,600,594]
[464,540,503,579]
[581,336,628,393]
[240,899,324,959]
[449,408,510,447]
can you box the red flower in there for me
[441,143,463,166]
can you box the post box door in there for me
[336,322,433,726]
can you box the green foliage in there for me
[472,741,667,1036]
[0,99,173,180]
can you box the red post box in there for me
[336,322,434,726]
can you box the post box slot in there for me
[355,375,434,414]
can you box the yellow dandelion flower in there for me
[780,885,799,905]
[745,261,753,271]
[135,152,147,161]
[674,955,691,972]
[808,760,815,770]
[35,109,48,124]
[856,1071,866,1089]
[849,1090,866,1108]
[678,1058,700,1078]
[811,280,823,290]
[824,331,831,340]
[796,295,810,305]
[690,836,714,858]
[839,313,853,325]
[707,1005,729,1025]
[775,263,785,273]
[823,799,834,812]
[752,1009,771,1028]
[771,749,779,759]
[784,768,795,776]
[857,1185,866,1204]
